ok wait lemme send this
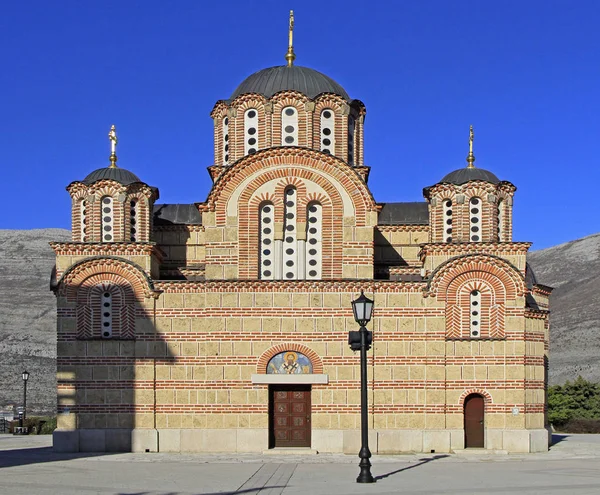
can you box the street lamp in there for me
[22,371,29,426]
[349,291,375,484]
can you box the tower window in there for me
[282,188,298,279]
[320,109,335,155]
[306,203,322,279]
[497,199,505,242]
[80,199,87,242]
[101,290,113,338]
[470,197,482,242]
[470,289,481,338]
[130,199,138,242]
[244,109,259,155]
[348,116,355,164]
[281,107,298,146]
[101,196,114,242]
[260,203,275,280]
[443,199,453,243]
[223,116,230,165]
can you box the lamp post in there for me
[22,371,29,427]
[349,291,375,483]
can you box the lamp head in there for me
[351,291,374,327]
[22,371,29,382]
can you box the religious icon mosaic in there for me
[267,351,313,374]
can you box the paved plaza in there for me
[2,434,600,494]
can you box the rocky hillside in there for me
[0,228,597,415]
[0,229,70,415]
[528,233,600,385]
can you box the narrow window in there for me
[470,290,481,338]
[282,187,298,279]
[281,106,298,146]
[497,199,505,242]
[244,109,259,155]
[306,203,322,280]
[130,199,138,242]
[260,203,275,280]
[348,116,355,164]
[101,290,113,338]
[80,199,87,242]
[320,109,335,155]
[443,199,453,242]
[223,116,230,165]
[101,196,114,242]
[469,197,482,242]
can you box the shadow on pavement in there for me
[374,454,450,480]
[0,446,119,468]
[119,489,285,495]
[551,434,570,446]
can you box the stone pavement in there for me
[1,434,600,494]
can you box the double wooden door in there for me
[270,385,311,448]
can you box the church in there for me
[51,13,551,454]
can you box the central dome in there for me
[230,65,350,100]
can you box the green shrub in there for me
[548,376,600,429]
[39,416,57,434]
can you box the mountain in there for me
[0,228,597,415]
[0,229,70,415]
[528,233,600,385]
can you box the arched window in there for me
[130,199,138,242]
[244,109,258,155]
[497,199,505,242]
[100,290,113,338]
[469,197,482,242]
[259,203,275,280]
[443,199,453,242]
[281,106,298,146]
[469,289,481,338]
[80,199,87,242]
[223,116,230,165]
[101,196,114,242]
[282,187,298,279]
[320,109,335,155]
[348,116,355,164]
[306,203,322,280]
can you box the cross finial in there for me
[466,125,475,169]
[285,10,296,67]
[108,124,118,168]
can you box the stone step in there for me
[453,449,508,455]
[263,448,319,455]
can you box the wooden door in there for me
[464,394,485,448]
[270,385,311,448]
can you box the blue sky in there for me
[2,1,598,249]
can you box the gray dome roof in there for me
[231,65,349,100]
[440,167,500,185]
[83,167,141,185]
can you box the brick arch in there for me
[427,254,526,300]
[459,389,493,405]
[445,274,506,339]
[239,170,343,278]
[78,280,135,339]
[203,147,377,221]
[58,256,157,301]
[257,344,324,374]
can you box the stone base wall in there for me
[53,427,548,454]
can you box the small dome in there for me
[231,65,349,100]
[440,167,500,185]
[82,167,141,185]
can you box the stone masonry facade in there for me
[51,51,551,454]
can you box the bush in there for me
[39,416,57,435]
[549,376,600,430]
[556,418,600,434]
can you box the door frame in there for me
[464,393,485,448]
[268,384,311,449]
